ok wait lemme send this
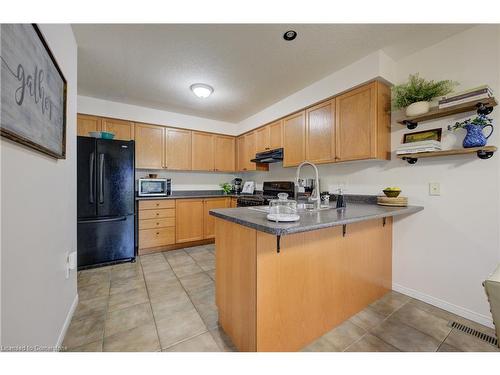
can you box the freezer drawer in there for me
[77,215,135,268]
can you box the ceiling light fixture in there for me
[190,83,214,98]
[283,30,297,41]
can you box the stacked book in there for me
[396,140,442,155]
[438,85,493,109]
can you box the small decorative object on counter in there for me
[336,188,346,209]
[148,173,158,178]
[220,182,232,195]
[267,193,299,222]
[320,192,331,208]
[392,73,457,116]
[448,114,494,148]
[377,196,408,207]
[383,187,402,198]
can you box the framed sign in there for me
[403,128,442,144]
[1,24,67,159]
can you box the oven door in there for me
[138,179,168,196]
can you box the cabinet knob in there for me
[156,222,159,225]
[156,213,159,216]
[156,232,159,235]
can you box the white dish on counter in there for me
[266,213,300,222]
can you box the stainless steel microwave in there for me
[138,178,171,196]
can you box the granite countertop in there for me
[209,203,423,236]
[136,190,242,200]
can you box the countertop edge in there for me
[209,205,424,235]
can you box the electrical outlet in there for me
[429,182,440,196]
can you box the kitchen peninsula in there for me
[210,202,423,351]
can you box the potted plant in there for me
[448,114,494,148]
[220,182,233,195]
[392,73,457,116]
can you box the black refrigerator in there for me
[77,137,135,269]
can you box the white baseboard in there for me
[56,293,79,350]
[393,283,494,329]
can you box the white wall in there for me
[242,25,500,326]
[78,95,239,135]
[1,24,78,348]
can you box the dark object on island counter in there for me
[148,173,158,178]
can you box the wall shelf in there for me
[398,146,497,164]
[397,97,497,129]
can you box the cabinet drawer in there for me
[139,227,175,249]
[139,217,175,230]
[140,208,175,220]
[139,200,175,210]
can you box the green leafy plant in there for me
[392,73,457,110]
[448,114,493,131]
[220,182,232,194]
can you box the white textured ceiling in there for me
[73,24,473,122]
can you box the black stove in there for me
[236,181,295,207]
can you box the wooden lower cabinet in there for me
[203,198,230,239]
[139,227,175,249]
[139,197,231,253]
[215,217,392,352]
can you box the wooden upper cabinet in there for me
[165,128,192,170]
[255,126,271,152]
[101,118,134,141]
[335,82,378,161]
[203,198,229,239]
[214,135,235,172]
[192,132,215,171]
[306,99,336,164]
[135,123,164,169]
[283,111,306,167]
[244,132,256,170]
[237,136,246,171]
[176,199,204,243]
[77,114,101,137]
[269,120,283,150]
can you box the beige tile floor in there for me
[63,244,499,352]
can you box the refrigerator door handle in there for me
[78,216,127,224]
[89,152,95,203]
[99,153,105,204]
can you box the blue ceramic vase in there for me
[463,123,493,148]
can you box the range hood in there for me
[251,148,283,163]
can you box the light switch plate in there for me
[429,182,440,196]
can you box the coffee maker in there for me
[232,178,243,194]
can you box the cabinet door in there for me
[135,123,164,169]
[269,120,283,150]
[336,82,376,161]
[101,118,135,141]
[255,126,270,152]
[192,132,215,171]
[77,114,101,137]
[244,132,257,170]
[214,135,236,172]
[203,198,229,239]
[306,99,336,164]
[166,128,192,170]
[176,199,204,243]
[237,136,246,171]
[283,111,306,167]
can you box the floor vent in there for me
[449,321,498,347]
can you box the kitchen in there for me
[2,15,500,367]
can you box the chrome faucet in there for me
[296,161,321,210]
